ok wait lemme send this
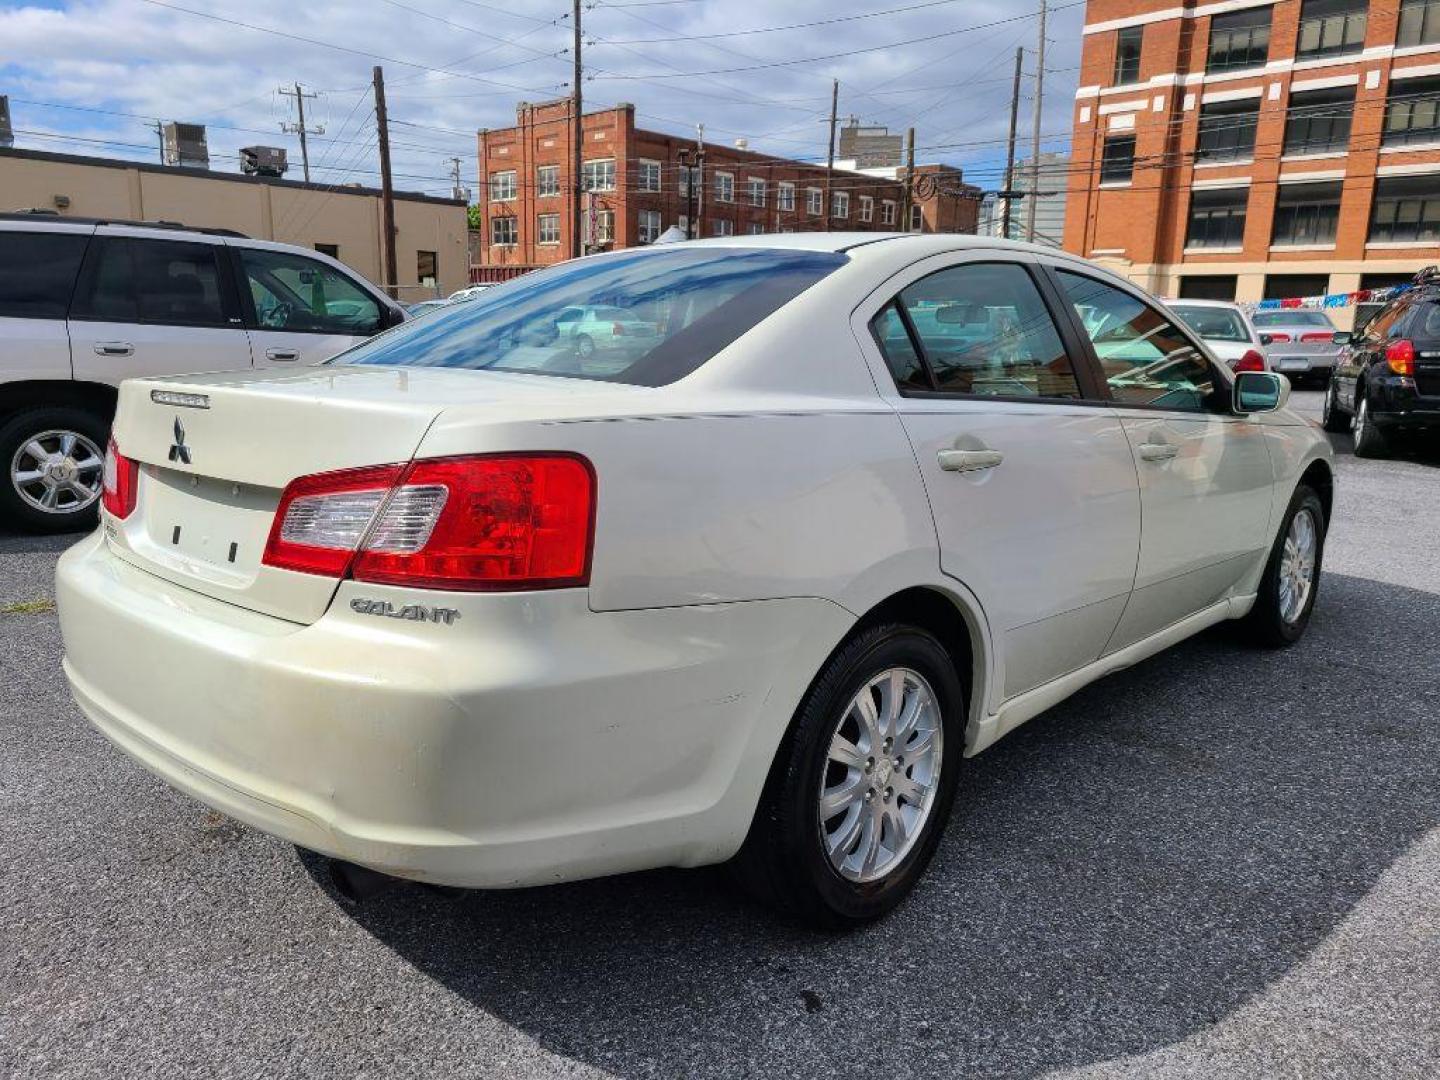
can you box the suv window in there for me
[238,249,382,336]
[73,238,230,327]
[1057,271,1217,412]
[1363,301,1412,342]
[871,262,1082,399]
[0,231,90,319]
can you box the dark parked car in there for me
[1323,269,1440,457]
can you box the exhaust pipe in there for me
[328,858,397,903]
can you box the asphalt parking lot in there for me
[2,390,1438,1080]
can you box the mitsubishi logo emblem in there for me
[168,416,192,465]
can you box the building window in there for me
[712,219,734,237]
[1100,135,1137,183]
[748,177,766,207]
[881,200,897,225]
[1400,0,1440,47]
[1197,99,1260,162]
[1285,86,1355,155]
[1370,174,1440,242]
[1296,0,1367,61]
[778,182,796,211]
[806,187,823,215]
[1178,275,1239,301]
[417,250,438,284]
[537,213,561,245]
[637,159,662,192]
[1272,181,1343,246]
[1384,75,1440,146]
[1114,25,1143,86]
[909,204,923,232]
[859,196,874,222]
[1186,187,1248,248]
[832,191,850,218]
[747,222,766,235]
[677,214,689,237]
[537,165,560,197]
[314,243,339,258]
[581,159,616,192]
[1207,7,1271,73]
[715,172,735,202]
[489,170,517,202]
[491,216,517,245]
[582,209,614,245]
[1263,274,1331,301]
[638,209,662,244]
[678,164,693,195]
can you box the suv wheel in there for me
[1243,484,1326,647]
[1352,392,1389,458]
[731,624,964,927]
[0,407,110,534]
[1321,381,1349,433]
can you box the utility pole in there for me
[445,156,467,202]
[279,83,324,183]
[824,78,838,233]
[373,66,399,300]
[150,120,165,164]
[695,123,706,238]
[571,0,584,259]
[1001,46,1024,241]
[903,127,916,232]
[1025,0,1048,243]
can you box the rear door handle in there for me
[1138,442,1179,463]
[94,342,134,357]
[937,449,1005,473]
[265,347,300,362]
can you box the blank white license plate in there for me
[1276,358,1309,371]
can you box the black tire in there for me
[1352,389,1390,458]
[574,334,595,361]
[1321,380,1349,433]
[730,623,965,928]
[1242,484,1326,648]
[0,406,110,534]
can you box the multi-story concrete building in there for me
[1065,0,1440,324]
[475,101,980,275]
[979,151,1070,245]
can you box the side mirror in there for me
[385,305,407,329]
[1258,333,1274,347]
[1234,371,1289,415]
[1332,331,1353,346]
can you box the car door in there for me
[1051,269,1275,652]
[230,245,387,367]
[1337,301,1408,411]
[857,254,1142,704]
[68,233,252,384]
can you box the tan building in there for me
[1066,0,1440,326]
[1,146,470,299]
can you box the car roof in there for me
[668,232,1066,258]
[0,211,245,238]
[1166,298,1242,310]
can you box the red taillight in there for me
[610,321,625,336]
[101,437,139,520]
[1267,332,1293,343]
[1386,338,1417,376]
[1234,350,1266,373]
[262,454,596,591]
[1300,332,1333,343]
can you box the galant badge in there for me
[168,417,192,465]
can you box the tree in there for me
[466,204,482,231]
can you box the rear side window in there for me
[0,231,89,319]
[870,261,1082,399]
[339,247,848,386]
[74,238,230,327]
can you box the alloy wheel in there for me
[9,429,105,515]
[1278,508,1318,625]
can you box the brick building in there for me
[1065,0,1440,325]
[475,101,980,275]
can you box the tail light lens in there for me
[1267,332,1293,343]
[1386,339,1417,376]
[262,454,595,591]
[101,437,139,520]
[1234,350,1266,373]
[1300,332,1333,343]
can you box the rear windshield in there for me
[1170,305,1250,342]
[1252,310,1334,328]
[338,247,848,386]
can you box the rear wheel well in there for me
[844,587,977,719]
[0,381,117,427]
[1299,460,1334,526]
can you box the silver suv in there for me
[0,213,405,532]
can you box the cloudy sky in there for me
[0,0,1085,201]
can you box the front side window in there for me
[1207,7,1272,73]
[1384,75,1440,146]
[239,247,381,335]
[1296,0,1367,60]
[75,238,229,328]
[1197,99,1260,162]
[1399,0,1440,47]
[715,172,735,203]
[0,231,88,319]
[491,217,517,246]
[1370,174,1440,242]
[537,213,561,245]
[1057,271,1216,412]
[638,209,661,244]
[338,247,849,387]
[582,159,616,192]
[1115,25,1143,85]
[748,177,766,207]
[1285,86,1355,155]
[1101,135,1137,183]
[806,188,823,215]
[1272,181,1343,246]
[537,165,560,197]
[489,170,517,202]
[873,261,1081,399]
[832,191,850,218]
[1187,187,1249,248]
[638,159,661,192]
[778,183,796,211]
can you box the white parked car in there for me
[1167,298,1269,372]
[447,284,494,303]
[57,236,1334,926]
[0,213,406,532]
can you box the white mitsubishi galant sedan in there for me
[57,235,1334,926]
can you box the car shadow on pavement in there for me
[306,571,1440,1079]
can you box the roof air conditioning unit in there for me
[0,97,13,150]
[240,145,288,177]
[162,122,210,169]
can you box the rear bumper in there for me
[57,531,850,887]
[1370,376,1440,429]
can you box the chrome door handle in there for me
[94,342,134,357]
[937,449,1005,473]
[265,347,300,361]
[1138,442,1179,462]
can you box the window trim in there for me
[1114,24,1144,86]
[488,169,518,202]
[536,164,561,198]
